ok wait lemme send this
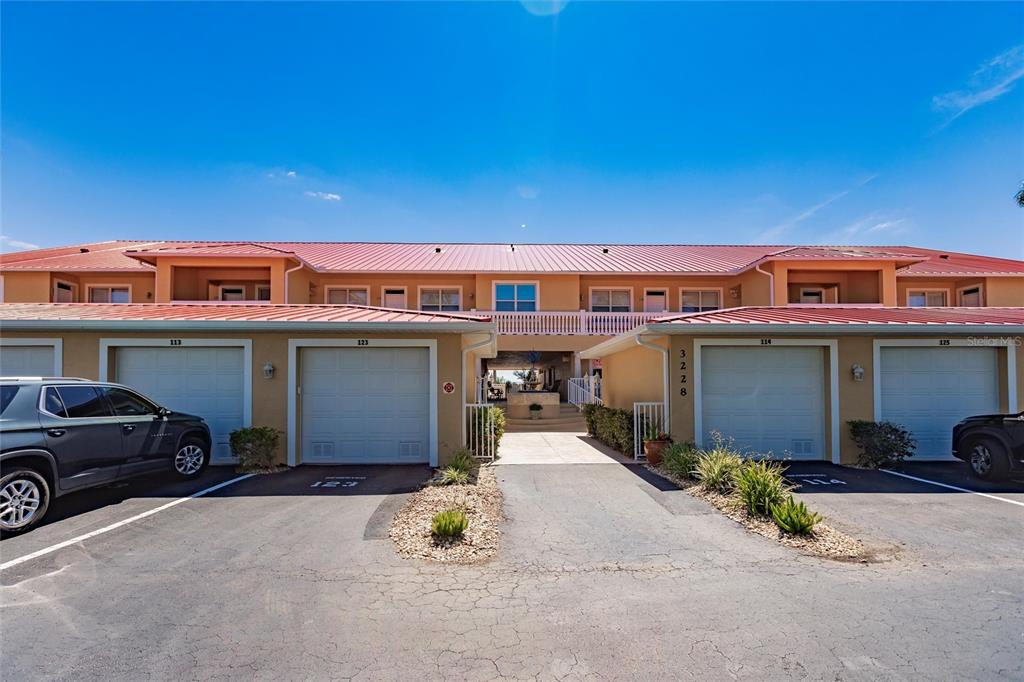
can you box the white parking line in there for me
[880,470,1024,508]
[0,474,255,571]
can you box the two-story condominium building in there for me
[1,240,1022,468]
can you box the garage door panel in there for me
[702,346,826,460]
[116,346,246,464]
[0,346,57,377]
[300,347,430,464]
[879,347,998,460]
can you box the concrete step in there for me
[503,422,589,433]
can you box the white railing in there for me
[465,403,497,461]
[633,401,666,460]
[480,310,663,336]
[568,376,603,410]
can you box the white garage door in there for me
[702,346,826,459]
[879,347,999,460]
[300,347,430,464]
[0,345,57,377]
[116,347,246,463]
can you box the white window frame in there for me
[589,287,633,313]
[53,279,78,303]
[798,287,826,304]
[872,338,1016,420]
[956,284,985,307]
[905,288,950,307]
[643,288,669,313]
[287,338,439,467]
[255,284,272,302]
[86,284,133,304]
[492,280,540,312]
[0,337,63,376]
[324,285,371,306]
[217,285,246,302]
[692,338,840,463]
[417,285,463,312]
[679,287,723,313]
[380,285,408,309]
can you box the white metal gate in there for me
[633,401,666,460]
[568,376,603,410]
[465,403,497,461]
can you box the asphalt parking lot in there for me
[2,459,1022,680]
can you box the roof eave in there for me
[0,319,497,333]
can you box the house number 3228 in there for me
[679,349,688,396]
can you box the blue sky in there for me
[2,1,1022,257]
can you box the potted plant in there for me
[642,420,672,465]
[529,403,543,420]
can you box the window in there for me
[51,386,111,418]
[1,385,23,416]
[103,387,158,416]
[908,290,947,307]
[799,288,825,304]
[644,290,668,313]
[420,288,461,311]
[494,283,537,312]
[54,281,75,303]
[958,286,982,306]
[326,287,369,305]
[382,287,407,308]
[680,290,720,312]
[220,287,245,302]
[43,387,67,417]
[591,289,631,313]
[88,286,130,303]
[255,285,271,302]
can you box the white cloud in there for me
[304,191,341,202]
[933,45,1024,125]
[286,170,297,178]
[0,235,40,252]
[516,184,540,200]
[755,174,877,243]
[266,169,299,179]
[817,213,909,245]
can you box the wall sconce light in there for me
[263,361,275,379]
[851,363,865,382]
[729,287,740,300]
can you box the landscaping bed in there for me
[390,463,503,564]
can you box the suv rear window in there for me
[0,385,22,416]
[52,386,112,418]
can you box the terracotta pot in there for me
[644,439,671,465]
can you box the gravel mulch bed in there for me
[390,466,503,565]
[648,464,874,562]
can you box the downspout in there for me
[635,334,670,433]
[755,263,775,306]
[283,262,304,303]
[461,331,497,447]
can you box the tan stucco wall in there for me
[1,329,470,467]
[985,277,1024,306]
[599,342,664,411]
[1,272,53,302]
[735,268,772,306]
[578,275,739,312]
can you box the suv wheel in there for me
[173,439,209,479]
[966,437,1010,481]
[0,468,50,534]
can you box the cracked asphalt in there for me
[1,458,1022,681]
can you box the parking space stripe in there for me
[880,470,1024,508]
[0,474,255,571]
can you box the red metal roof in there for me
[653,306,1024,326]
[0,303,491,325]
[3,240,1022,276]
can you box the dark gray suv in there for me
[0,378,212,534]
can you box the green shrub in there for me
[431,509,469,539]
[228,426,280,471]
[848,420,916,469]
[529,403,543,412]
[662,441,699,480]
[770,495,822,535]
[693,447,743,493]
[447,448,478,474]
[468,405,506,457]
[733,460,790,517]
[581,404,635,454]
[438,466,470,486]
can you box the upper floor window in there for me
[420,287,461,312]
[255,285,271,302]
[644,289,668,313]
[957,286,982,306]
[798,287,825,304]
[681,289,720,313]
[591,288,631,313]
[53,280,76,303]
[382,287,407,308]
[494,283,537,312]
[907,290,947,307]
[219,286,245,302]
[326,287,369,305]
[88,286,130,303]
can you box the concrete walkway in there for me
[497,430,634,464]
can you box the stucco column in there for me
[772,264,788,306]
[880,263,897,307]
[155,261,173,303]
[270,261,286,304]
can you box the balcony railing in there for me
[478,310,665,336]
